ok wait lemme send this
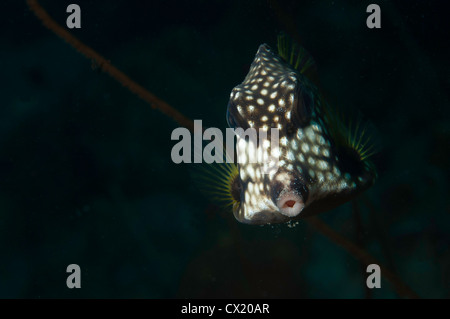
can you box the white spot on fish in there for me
[287,151,295,161]
[318,136,326,145]
[316,172,324,182]
[301,143,310,153]
[291,140,298,150]
[289,93,294,105]
[312,145,320,155]
[318,160,328,170]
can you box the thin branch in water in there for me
[306,215,419,299]
[352,200,372,299]
[26,0,194,132]
[363,194,398,273]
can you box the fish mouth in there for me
[276,191,305,217]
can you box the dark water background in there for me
[0,0,449,298]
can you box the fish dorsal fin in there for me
[277,33,315,76]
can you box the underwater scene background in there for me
[0,0,449,298]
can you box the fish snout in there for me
[271,171,309,218]
[276,190,305,217]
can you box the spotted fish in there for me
[200,35,376,225]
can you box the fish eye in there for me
[226,105,236,128]
[291,85,313,129]
[226,101,250,130]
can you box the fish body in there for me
[224,40,376,225]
